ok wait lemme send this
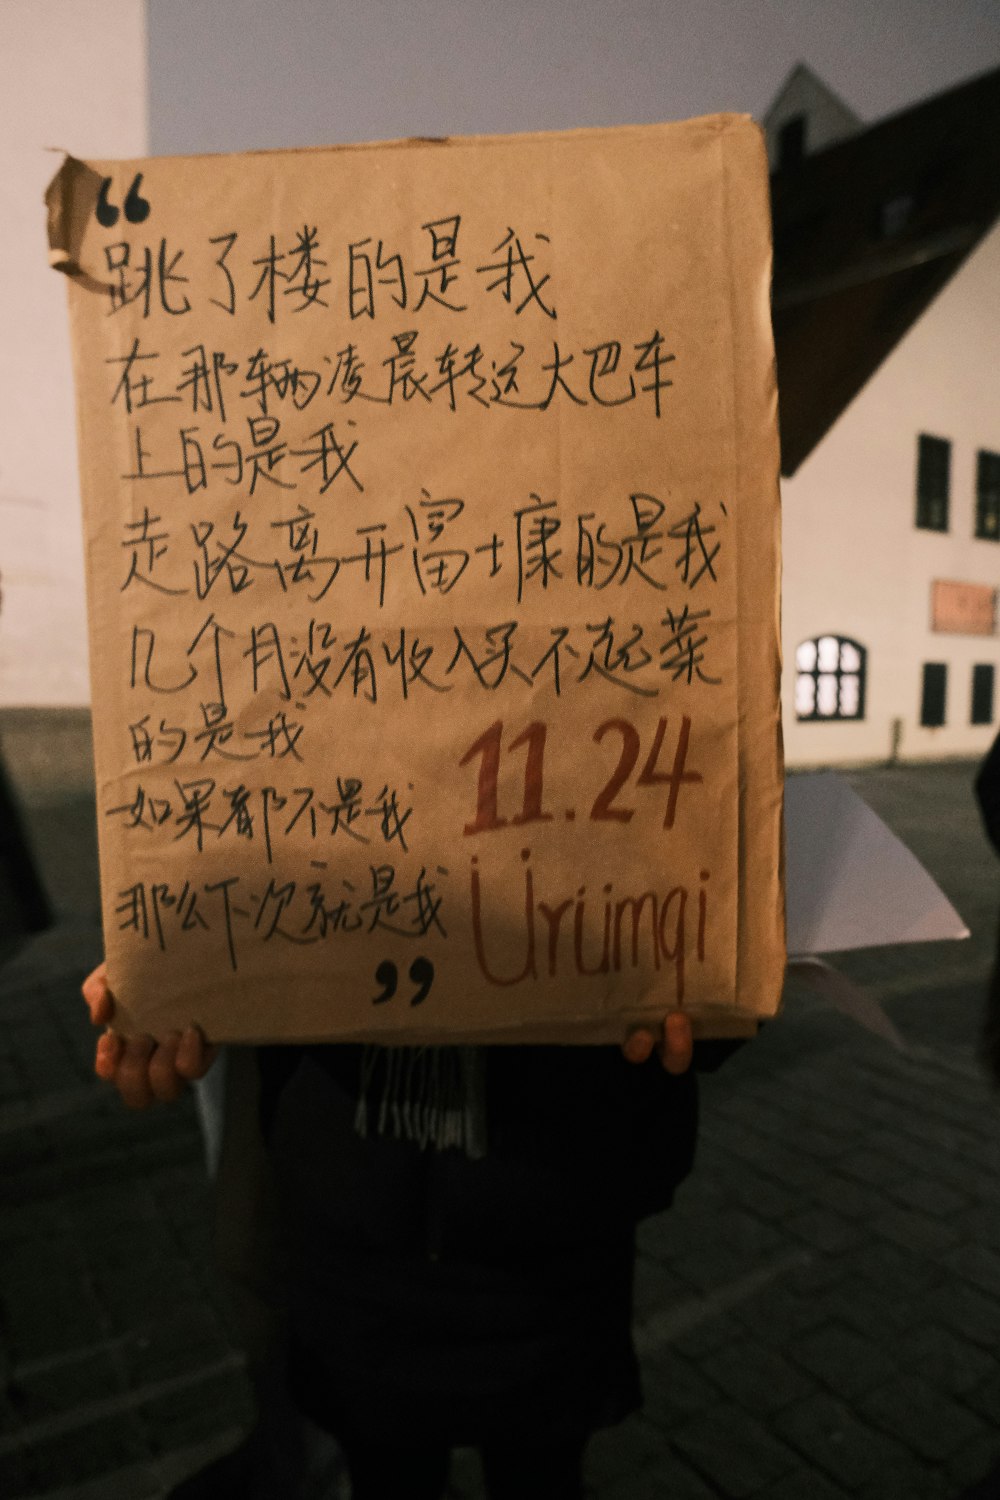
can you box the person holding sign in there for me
[84,966,703,1500]
[56,107,782,1500]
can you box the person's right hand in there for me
[82,961,218,1109]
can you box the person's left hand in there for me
[621,1012,694,1074]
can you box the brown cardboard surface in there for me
[48,116,784,1044]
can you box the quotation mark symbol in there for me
[372,957,435,1007]
[96,173,151,228]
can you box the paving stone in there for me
[784,1206,866,1256]
[943,1427,1000,1496]
[668,1311,748,1362]
[943,1242,1000,1300]
[832,1273,934,1350]
[641,1348,725,1427]
[961,1366,1000,1424]
[723,1170,802,1222]
[633,1251,701,1315]
[783,1253,844,1295]
[669,1220,785,1293]
[869,1202,963,1257]
[751,1468,853,1500]
[885,1172,971,1218]
[729,1282,833,1348]
[0,1445,37,1500]
[702,1127,820,1191]
[695,1338,816,1415]
[583,1415,664,1486]
[832,1145,910,1190]
[805,1171,890,1221]
[773,1391,917,1491]
[670,1401,798,1497]
[848,1240,944,1297]
[856,1373,989,1462]
[923,1278,1000,1351]
[785,1320,898,1399]
[893,1322,998,1399]
[855,1465,950,1500]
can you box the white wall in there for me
[763,65,860,169]
[782,221,1000,765]
[0,0,148,706]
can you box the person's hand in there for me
[622,1011,694,1074]
[82,961,217,1109]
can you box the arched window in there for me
[795,635,867,722]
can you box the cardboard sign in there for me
[47,116,784,1043]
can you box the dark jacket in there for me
[261,1041,702,1259]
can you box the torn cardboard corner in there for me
[45,155,102,276]
[50,115,784,1045]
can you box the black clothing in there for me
[976,733,1000,1083]
[976,730,1000,856]
[259,1042,700,1449]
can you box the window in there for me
[879,194,913,238]
[976,450,1000,540]
[972,664,995,725]
[916,434,950,532]
[777,115,806,171]
[920,662,947,727]
[795,635,866,721]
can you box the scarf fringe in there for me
[354,1044,487,1159]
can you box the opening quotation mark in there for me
[96,173,151,228]
[372,957,435,1006]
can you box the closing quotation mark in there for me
[96,173,151,228]
[372,957,435,1007]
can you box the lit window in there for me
[916,434,950,532]
[795,635,866,722]
[976,451,1000,541]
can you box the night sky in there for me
[148,0,1000,153]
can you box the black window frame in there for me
[972,664,996,726]
[976,450,1000,541]
[920,662,947,727]
[916,433,951,532]
[777,115,807,171]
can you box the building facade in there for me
[770,64,1000,764]
[781,220,1000,764]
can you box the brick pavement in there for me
[0,760,998,1498]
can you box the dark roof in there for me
[771,65,1000,476]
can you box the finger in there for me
[82,962,114,1028]
[622,1028,656,1065]
[148,1033,186,1104]
[176,1026,219,1082]
[660,1011,694,1075]
[94,1029,125,1082]
[116,1035,157,1110]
